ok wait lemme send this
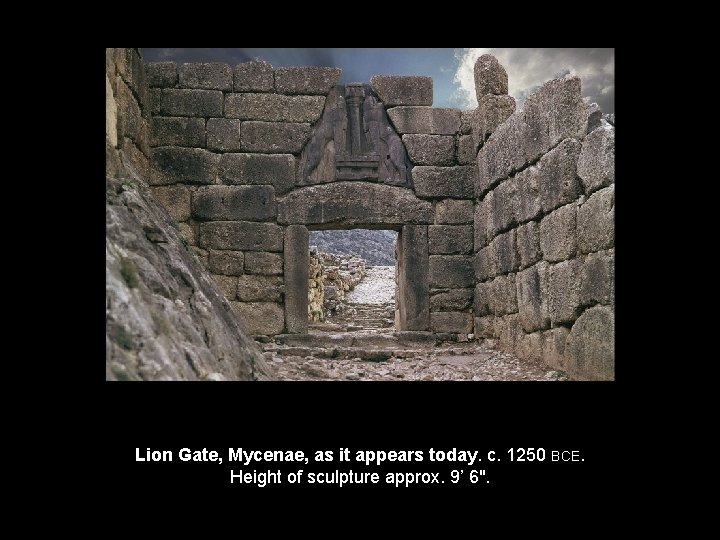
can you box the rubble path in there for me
[267,262,568,381]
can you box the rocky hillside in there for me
[309,229,397,265]
[105,166,273,381]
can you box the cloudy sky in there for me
[141,48,614,113]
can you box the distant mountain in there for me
[310,230,397,265]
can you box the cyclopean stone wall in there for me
[125,49,614,380]
[145,60,477,339]
[471,55,615,380]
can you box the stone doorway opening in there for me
[307,229,398,334]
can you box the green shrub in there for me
[119,257,139,288]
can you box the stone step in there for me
[273,331,464,349]
[263,342,485,360]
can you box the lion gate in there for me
[141,55,615,380]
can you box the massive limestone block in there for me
[284,225,309,334]
[245,252,283,275]
[158,88,224,117]
[151,146,219,185]
[207,250,244,276]
[146,62,177,88]
[539,202,577,263]
[150,185,191,222]
[457,135,475,164]
[412,166,476,199]
[491,177,519,234]
[152,117,205,148]
[403,134,455,166]
[537,138,582,214]
[577,185,614,254]
[473,95,516,148]
[489,230,519,275]
[549,259,582,325]
[198,221,284,252]
[516,221,542,269]
[397,225,430,331]
[473,246,495,282]
[429,255,474,288]
[234,60,274,93]
[430,288,473,311]
[277,182,432,228]
[240,121,311,154]
[231,302,285,335]
[542,327,570,372]
[577,124,615,195]
[431,312,473,334]
[371,75,433,106]
[516,261,550,333]
[428,225,473,254]
[207,118,241,152]
[179,62,232,91]
[487,274,518,316]
[387,107,461,135]
[580,249,614,307]
[225,93,326,123]
[474,54,509,99]
[565,305,614,380]
[219,153,295,195]
[436,199,473,225]
[192,185,276,221]
[474,191,494,250]
[237,275,284,302]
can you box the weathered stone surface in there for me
[457,135,475,164]
[120,138,151,182]
[116,78,142,146]
[515,165,542,223]
[490,230,519,275]
[207,250,244,276]
[473,95,516,147]
[549,259,582,325]
[225,93,325,123]
[284,225,309,334]
[150,89,162,115]
[428,225,473,254]
[565,305,614,380]
[189,245,207,266]
[115,48,150,118]
[542,327,569,371]
[577,186,614,254]
[430,288,473,311]
[152,117,205,148]
[487,274,518,315]
[211,274,238,300]
[474,54,509,99]
[275,67,341,95]
[538,138,582,214]
[219,153,295,194]
[240,121,311,153]
[277,182,432,227]
[577,125,615,195]
[585,100,603,134]
[413,166,476,199]
[431,312,473,334]
[516,221,542,269]
[477,76,586,193]
[402,134,455,166]
[198,221,283,252]
[192,185,276,221]
[105,178,271,381]
[179,63,232,91]
[460,110,473,134]
[237,275,283,302]
[474,247,494,282]
[387,107,460,135]
[436,199,473,224]
[297,84,411,187]
[245,251,283,275]
[150,185,191,222]
[234,61,274,93]
[158,89,224,117]
[497,313,521,350]
[231,302,284,335]
[474,191,493,250]
[152,147,219,185]
[474,281,491,317]
[429,255,474,288]
[371,75,433,107]
[397,225,430,331]
[474,315,497,338]
[207,118,241,152]
[516,261,550,333]
[146,62,177,88]
[580,249,614,307]
[540,203,577,263]
[516,331,543,364]
[106,75,118,147]
[491,177,519,234]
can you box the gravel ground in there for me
[346,266,395,305]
